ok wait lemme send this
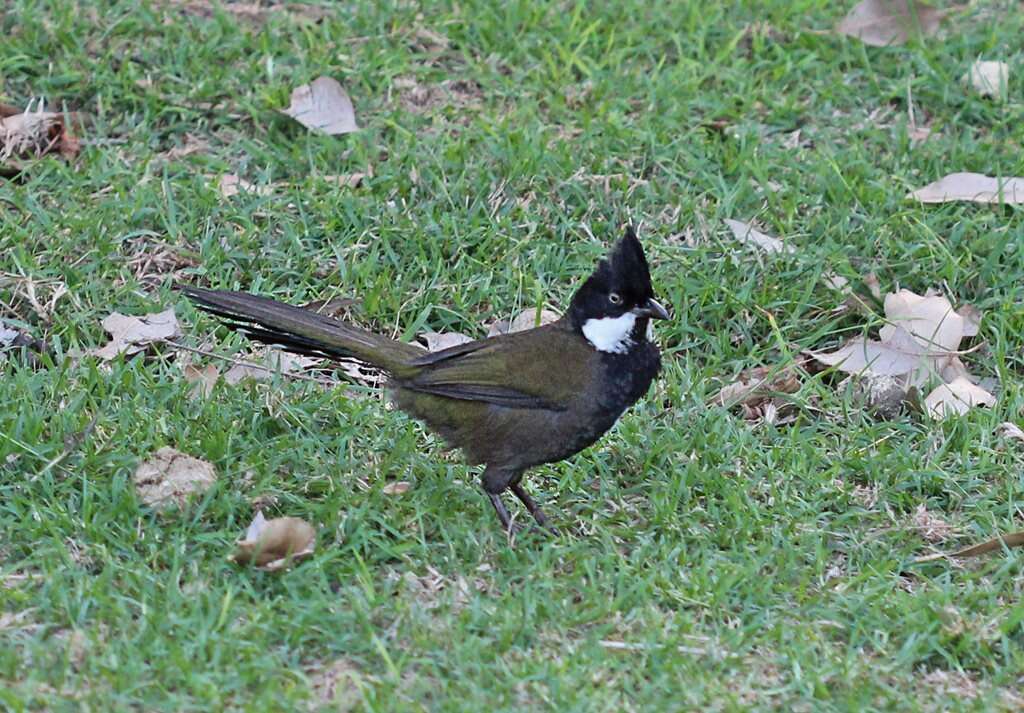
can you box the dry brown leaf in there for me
[964,60,1009,100]
[723,218,794,255]
[335,360,386,388]
[812,325,927,378]
[419,331,474,352]
[911,504,955,543]
[183,363,219,399]
[219,173,272,198]
[231,511,316,570]
[133,446,217,510]
[91,308,181,360]
[713,360,805,406]
[223,349,319,384]
[879,289,964,351]
[813,288,993,417]
[924,376,996,418]
[998,422,1024,442]
[487,309,561,337]
[382,481,411,495]
[160,133,210,160]
[907,172,1024,204]
[956,304,982,337]
[823,272,849,291]
[321,173,366,188]
[915,531,1024,562]
[834,0,947,47]
[282,76,358,135]
[0,102,83,169]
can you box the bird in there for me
[178,226,669,534]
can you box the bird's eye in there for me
[608,292,623,305]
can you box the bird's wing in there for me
[401,324,595,411]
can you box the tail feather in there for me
[177,286,424,374]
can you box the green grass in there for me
[2,0,1024,709]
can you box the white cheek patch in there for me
[582,313,637,354]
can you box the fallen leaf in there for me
[321,173,366,188]
[91,308,181,360]
[879,289,965,351]
[335,360,386,388]
[0,101,84,171]
[834,0,947,47]
[723,218,794,255]
[907,172,1024,204]
[219,173,272,198]
[231,510,316,570]
[382,481,411,495]
[924,376,996,418]
[183,363,220,399]
[0,322,19,347]
[823,272,849,291]
[712,358,809,424]
[0,320,46,363]
[419,331,474,352]
[160,133,210,160]
[915,531,1024,562]
[282,76,358,135]
[133,446,217,510]
[812,325,927,378]
[223,349,319,384]
[956,304,982,337]
[813,288,992,413]
[998,422,1024,442]
[911,504,955,543]
[487,309,561,337]
[964,60,1009,100]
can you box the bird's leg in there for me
[486,492,522,534]
[510,482,550,528]
[481,465,523,534]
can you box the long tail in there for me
[177,286,424,374]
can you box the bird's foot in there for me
[486,491,554,539]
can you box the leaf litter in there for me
[810,288,995,419]
[963,60,1009,100]
[91,309,182,361]
[183,363,220,399]
[282,76,358,135]
[723,218,795,255]
[908,173,1024,204]
[0,99,84,174]
[418,308,561,352]
[230,510,316,570]
[133,447,216,510]
[834,0,948,47]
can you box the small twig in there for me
[915,531,1024,563]
[598,639,729,658]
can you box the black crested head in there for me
[568,225,667,333]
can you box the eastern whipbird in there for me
[179,226,669,534]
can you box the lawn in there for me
[2,0,1024,710]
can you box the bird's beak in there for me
[632,298,670,321]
